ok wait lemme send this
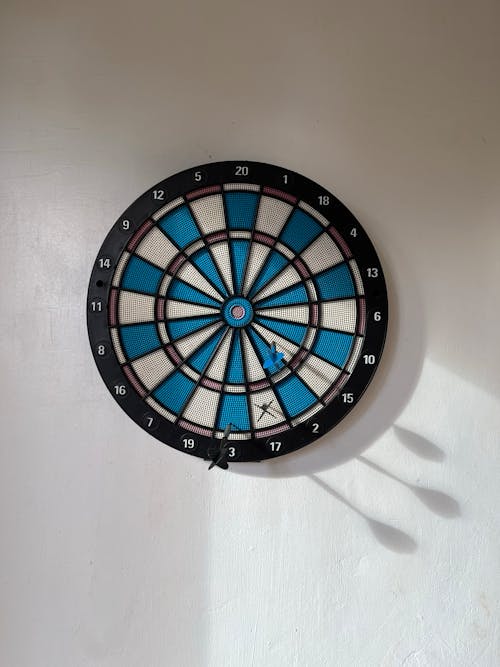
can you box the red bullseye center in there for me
[230,304,246,320]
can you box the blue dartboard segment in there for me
[158,205,200,249]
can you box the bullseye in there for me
[223,297,253,327]
[231,305,245,320]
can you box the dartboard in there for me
[87,161,387,465]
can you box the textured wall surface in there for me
[1,1,499,665]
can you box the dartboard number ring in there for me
[87,161,388,463]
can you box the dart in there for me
[208,423,233,470]
[262,341,285,372]
[254,399,284,422]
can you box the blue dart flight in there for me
[262,341,285,372]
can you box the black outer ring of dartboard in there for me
[87,161,388,463]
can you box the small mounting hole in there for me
[96,280,104,287]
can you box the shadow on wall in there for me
[393,425,445,462]
[222,237,464,554]
[309,425,461,553]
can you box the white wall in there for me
[1,1,499,665]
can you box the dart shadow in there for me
[234,243,427,478]
[356,455,461,519]
[310,474,418,553]
[310,451,460,552]
[393,425,445,462]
